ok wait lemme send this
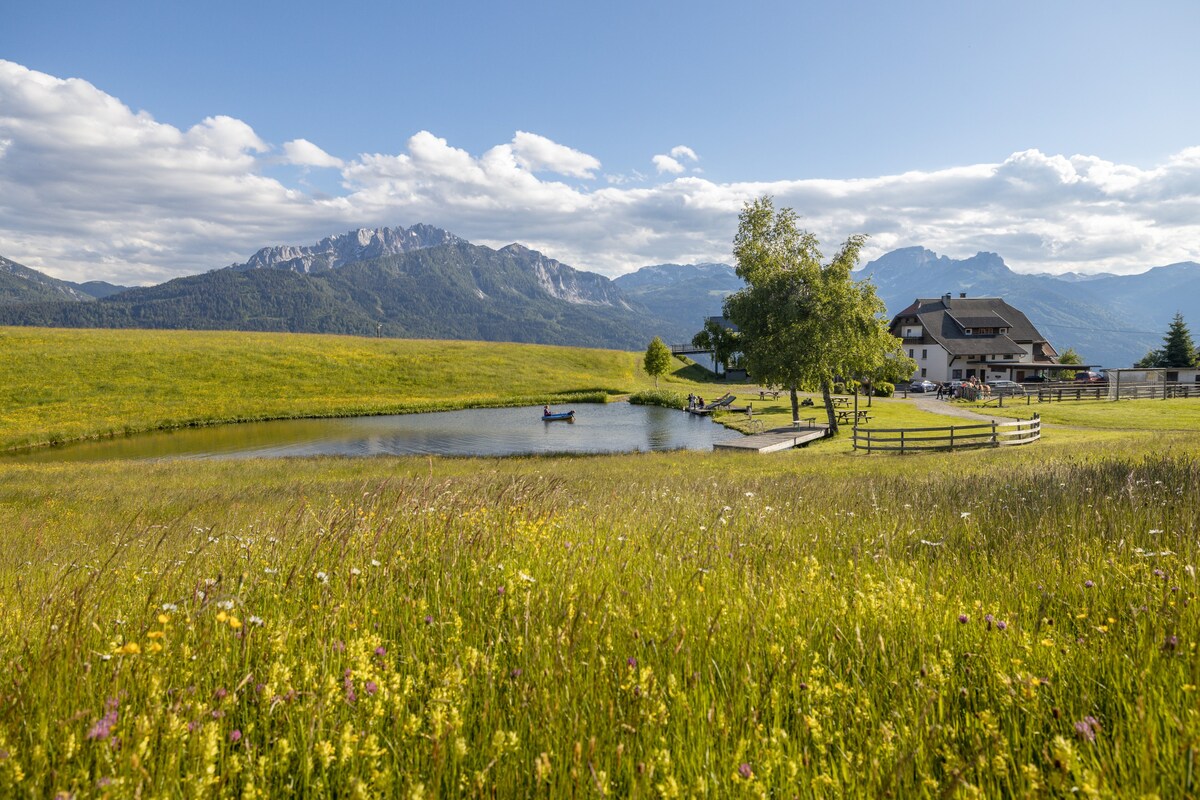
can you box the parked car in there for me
[1074,371,1106,383]
[986,380,1026,397]
[909,380,936,393]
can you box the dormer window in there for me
[965,329,972,335]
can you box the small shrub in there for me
[832,382,845,394]
[629,389,686,409]
[874,382,895,398]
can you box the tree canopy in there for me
[690,318,741,373]
[1135,313,1199,368]
[722,196,911,432]
[1058,347,1083,379]
[642,336,673,387]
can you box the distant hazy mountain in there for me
[613,262,741,341]
[857,247,1200,367]
[0,255,129,304]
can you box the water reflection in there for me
[5,403,733,463]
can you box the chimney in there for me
[959,292,967,298]
[942,292,951,300]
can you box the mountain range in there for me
[1,226,1197,367]
[0,227,739,350]
[854,247,1200,368]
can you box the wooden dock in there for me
[713,424,828,453]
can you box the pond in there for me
[4,403,734,463]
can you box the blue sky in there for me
[3,1,1200,283]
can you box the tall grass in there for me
[1,447,1196,796]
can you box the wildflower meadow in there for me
[1,441,1197,797]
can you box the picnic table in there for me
[832,397,850,407]
[759,389,782,400]
[835,409,871,424]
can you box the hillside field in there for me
[0,327,1197,797]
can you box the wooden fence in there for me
[1033,381,1200,403]
[852,415,1040,453]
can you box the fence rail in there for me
[852,415,1040,453]
[669,343,711,355]
[1032,381,1200,403]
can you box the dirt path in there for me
[909,395,1031,422]
[909,395,1098,431]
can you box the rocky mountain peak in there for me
[234,224,462,273]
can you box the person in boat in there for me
[543,405,551,416]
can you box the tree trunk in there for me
[822,380,839,435]
[790,385,800,423]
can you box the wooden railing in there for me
[669,343,710,355]
[852,415,1040,453]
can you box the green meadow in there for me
[0,327,688,451]
[1,327,1198,797]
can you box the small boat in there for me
[541,410,575,422]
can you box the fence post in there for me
[992,420,998,446]
[949,425,955,450]
[900,429,905,454]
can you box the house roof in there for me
[948,313,1012,329]
[890,296,1055,360]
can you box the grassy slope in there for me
[1,327,712,450]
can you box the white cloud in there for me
[669,145,698,162]
[508,131,600,178]
[2,59,1200,285]
[652,154,684,174]
[282,138,344,168]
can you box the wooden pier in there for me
[713,424,828,453]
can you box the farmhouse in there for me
[890,294,1063,383]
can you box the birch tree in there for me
[723,196,912,434]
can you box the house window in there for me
[952,369,962,379]
[1003,354,1014,360]
[920,368,927,378]
[965,329,972,335]
[921,349,927,359]
[908,349,914,358]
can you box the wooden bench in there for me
[793,417,818,429]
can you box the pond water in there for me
[5,403,733,463]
